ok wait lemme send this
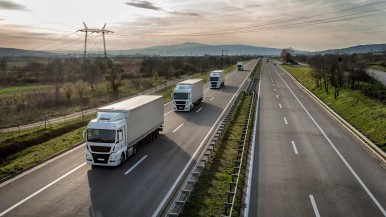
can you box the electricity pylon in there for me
[78,22,113,62]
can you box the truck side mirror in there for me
[118,132,123,141]
[83,130,87,140]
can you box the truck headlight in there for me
[110,154,118,160]
[86,152,92,160]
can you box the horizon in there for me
[1,0,386,52]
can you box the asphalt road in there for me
[246,60,386,216]
[0,60,257,217]
[367,68,386,86]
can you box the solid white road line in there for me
[124,155,148,175]
[196,107,203,113]
[279,103,282,109]
[210,97,215,101]
[284,117,288,125]
[172,124,184,133]
[244,63,262,217]
[164,110,173,116]
[274,66,386,216]
[0,163,87,217]
[309,195,321,217]
[291,141,299,155]
[153,62,254,217]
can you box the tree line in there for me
[294,53,385,102]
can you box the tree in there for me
[280,47,294,63]
[62,82,73,101]
[74,80,87,98]
[105,65,123,91]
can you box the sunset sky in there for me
[1,0,386,52]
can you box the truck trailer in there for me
[209,70,225,89]
[172,79,203,111]
[84,95,164,166]
[237,62,244,71]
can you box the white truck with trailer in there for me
[209,70,225,89]
[172,79,203,112]
[84,95,164,166]
[237,62,244,71]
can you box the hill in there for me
[0,48,55,57]
[317,43,386,55]
[111,42,308,56]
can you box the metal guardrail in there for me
[222,91,255,217]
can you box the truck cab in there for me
[173,84,193,111]
[237,62,244,71]
[209,70,225,89]
[85,112,132,166]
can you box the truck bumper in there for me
[86,150,121,166]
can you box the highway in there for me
[0,60,257,217]
[246,60,386,216]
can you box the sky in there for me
[1,0,386,52]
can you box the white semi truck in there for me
[209,70,225,89]
[237,62,244,71]
[172,79,203,111]
[84,95,164,166]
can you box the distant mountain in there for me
[0,48,56,57]
[317,43,386,55]
[111,42,309,56]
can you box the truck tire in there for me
[120,154,125,166]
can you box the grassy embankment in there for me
[282,65,386,151]
[0,114,93,180]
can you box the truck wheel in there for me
[120,154,125,166]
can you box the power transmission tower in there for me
[78,22,113,62]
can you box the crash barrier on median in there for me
[222,91,255,217]
[167,91,245,217]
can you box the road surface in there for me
[0,59,258,217]
[246,60,386,216]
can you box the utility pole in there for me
[78,22,113,63]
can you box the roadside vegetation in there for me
[282,64,386,151]
[0,55,246,128]
[181,93,254,217]
[0,114,93,180]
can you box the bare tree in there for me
[62,82,73,101]
[74,80,87,98]
[105,65,123,91]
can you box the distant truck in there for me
[209,70,225,89]
[237,62,244,71]
[172,79,203,111]
[84,95,164,166]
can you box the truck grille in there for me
[175,101,186,105]
[90,146,111,153]
[211,82,217,87]
[91,153,110,164]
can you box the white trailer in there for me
[84,95,164,166]
[209,70,225,89]
[237,62,244,71]
[172,79,203,111]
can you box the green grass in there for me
[0,85,52,96]
[0,126,86,180]
[282,65,386,151]
[182,93,253,217]
[369,64,386,72]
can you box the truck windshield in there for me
[173,93,189,99]
[210,77,219,81]
[87,129,116,143]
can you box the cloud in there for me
[0,0,28,11]
[125,1,163,11]
[170,11,200,17]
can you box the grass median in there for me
[282,65,386,151]
[181,93,254,217]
